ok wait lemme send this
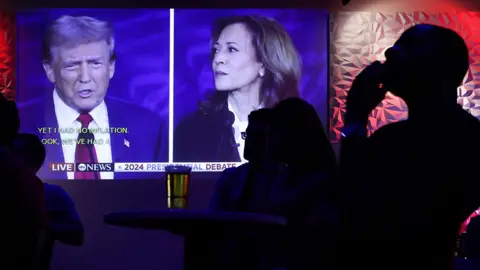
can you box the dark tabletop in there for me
[104,210,287,235]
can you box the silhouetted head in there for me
[0,94,20,146]
[210,15,301,107]
[384,24,469,103]
[465,216,480,259]
[273,98,337,172]
[243,108,274,164]
[12,133,46,173]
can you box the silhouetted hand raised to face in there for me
[345,61,389,126]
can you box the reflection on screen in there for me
[15,8,328,179]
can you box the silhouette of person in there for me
[212,108,285,270]
[339,24,480,270]
[198,99,338,270]
[13,133,84,246]
[273,97,338,174]
[210,108,280,213]
[184,108,284,270]
[0,95,49,268]
[272,97,339,270]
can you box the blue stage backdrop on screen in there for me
[173,9,329,163]
[16,9,170,180]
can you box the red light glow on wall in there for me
[0,11,14,101]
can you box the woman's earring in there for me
[259,71,264,78]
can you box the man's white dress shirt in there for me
[53,90,114,179]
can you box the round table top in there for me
[104,210,287,234]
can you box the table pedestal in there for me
[183,232,259,270]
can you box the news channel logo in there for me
[77,163,87,171]
[76,163,114,172]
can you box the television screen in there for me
[16,8,329,179]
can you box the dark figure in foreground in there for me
[208,108,287,270]
[13,133,84,246]
[185,108,284,270]
[210,108,280,213]
[272,97,339,270]
[194,98,338,270]
[0,95,49,269]
[340,24,480,270]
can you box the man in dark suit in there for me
[18,15,167,180]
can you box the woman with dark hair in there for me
[174,15,301,162]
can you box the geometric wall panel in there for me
[329,12,480,142]
[0,11,14,100]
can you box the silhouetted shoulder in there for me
[216,163,249,190]
[232,162,249,174]
[43,183,74,210]
[209,163,249,210]
[454,108,480,160]
[368,120,409,144]
[457,108,480,134]
[222,166,240,176]
[0,147,49,228]
[218,163,249,181]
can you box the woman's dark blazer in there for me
[174,92,242,162]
